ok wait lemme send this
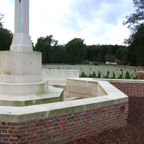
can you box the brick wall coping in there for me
[138,71,144,73]
[93,78,144,83]
[0,78,128,123]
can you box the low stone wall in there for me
[93,79,144,97]
[0,102,128,144]
[0,79,128,143]
[65,79,107,99]
[111,82,144,97]
[42,69,79,85]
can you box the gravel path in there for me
[70,97,144,144]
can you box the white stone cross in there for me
[10,0,32,51]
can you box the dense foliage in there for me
[85,45,127,64]
[127,24,144,66]
[123,0,144,66]
[65,38,86,64]
[0,13,4,28]
[34,35,127,64]
[34,35,59,63]
[0,14,13,51]
[34,36,87,64]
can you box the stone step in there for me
[0,86,63,106]
[0,80,47,95]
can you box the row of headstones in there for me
[42,65,139,79]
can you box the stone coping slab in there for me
[0,78,128,123]
[138,71,144,73]
[93,78,144,83]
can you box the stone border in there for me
[92,78,144,97]
[0,78,128,123]
[93,78,144,83]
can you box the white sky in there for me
[0,0,135,46]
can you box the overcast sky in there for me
[0,0,135,46]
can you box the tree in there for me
[97,53,102,62]
[85,46,100,61]
[65,38,86,64]
[0,13,4,28]
[123,0,144,44]
[105,54,115,62]
[34,35,58,63]
[53,45,67,63]
[115,46,127,61]
[107,46,112,55]
[0,14,13,51]
[0,28,13,51]
[98,45,107,62]
[123,0,144,66]
[127,24,144,66]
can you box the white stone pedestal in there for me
[0,51,63,106]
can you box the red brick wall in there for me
[138,72,144,79]
[0,102,128,144]
[111,83,144,97]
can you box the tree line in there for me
[1,0,144,66]
[33,35,128,65]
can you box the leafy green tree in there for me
[0,28,13,51]
[34,35,58,63]
[97,53,102,62]
[53,45,67,63]
[0,13,4,28]
[0,14,13,51]
[85,46,99,61]
[115,46,128,62]
[111,44,119,55]
[98,45,107,62]
[127,24,144,66]
[85,44,127,63]
[85,46,92,61]
[107,46,112,55]
[123,0,144,44]
[65,38,86,64]
[105,54,115,62]
[91,47,99,61]
[123,0,144,66]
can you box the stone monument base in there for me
[0,86,63,106]
[0,51,64,106]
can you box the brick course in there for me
[111,82,144,97]
[0,102,128,144]
[138,72,144,79]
